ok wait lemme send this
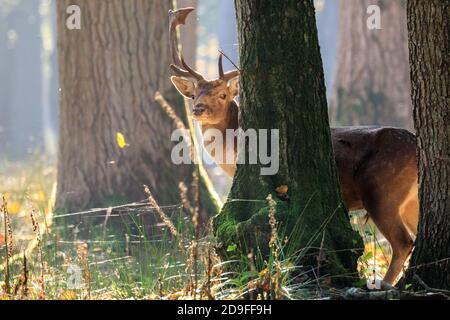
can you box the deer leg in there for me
[400,199,419,236]
[368,208,414,285]
[398,182,419,236]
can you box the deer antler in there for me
[169,7,204,81]
[169,7,239,82]
[218,52,240,81]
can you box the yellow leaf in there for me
[146,293,161,300]
[116,132,127,149]
[275,185,288,194]
[259,268,268,278]
[58,290,78,300]
[167,291,184,300]
[7,201,21,215]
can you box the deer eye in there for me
[191,95,195,100]
[220,94,227,100]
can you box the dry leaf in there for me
[275,185,288,194]
[58,290,78,300]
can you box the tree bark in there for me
[404,0,450,290]
[55,0,218,218]
[214,0,363,285]
[330,0,414,131]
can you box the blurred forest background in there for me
[0,0,348,161]
[0,0,412,165]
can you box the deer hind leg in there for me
[399,184,419,236]
[367,204,414,285]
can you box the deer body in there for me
[169,7,418,286]
[332,127,418,286]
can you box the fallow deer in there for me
[168,8,419,287]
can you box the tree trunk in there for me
[316,0,340,99]
[330,0,414,131]
[213,0,363,285]
[39,0,58,157]
[55,0,218,218]
[403,0,450,290]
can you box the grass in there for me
[0,154,393,300]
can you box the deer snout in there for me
[193,103,207,116]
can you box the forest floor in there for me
[0,156,393,300]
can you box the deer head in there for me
[169,8,240,126]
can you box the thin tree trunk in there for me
[214,0,363,285]
[316,0,340,98]
[217,0,239,72]
[330,0,413,130]
[404,0,450,290]
[56,0,218,218]
[40,0,58,157]
[0,0,43,159]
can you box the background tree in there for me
[404,0,449,290]
[217,0,239,72]
[0,0,58,159]
[214,0,362,283]
[316,0,340,99]
[330,0,413,130]
[55,0,218,217]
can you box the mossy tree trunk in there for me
[403,0,450,290]
[213,0,363,285]
[56,0,218,219]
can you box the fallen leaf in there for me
[275,185,288,194]
[58,290,78,300]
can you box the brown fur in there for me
[332,126,418,284]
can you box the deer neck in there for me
[200,99,239,139]
[200,100,239,175]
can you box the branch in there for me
[336,287,449,300]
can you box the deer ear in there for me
[171,76,196,99]
[228,78,239,97]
